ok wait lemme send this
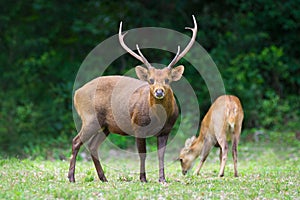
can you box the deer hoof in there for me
[140,178,147,183]
[159,178,167,183]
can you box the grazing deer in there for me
[179,95,244,177]
[68,16,197,183]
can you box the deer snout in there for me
[154,88,165,99]
[182,170,187,175]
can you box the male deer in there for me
[68,16,197,183]
[179,95,244,177]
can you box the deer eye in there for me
[165,79,169,84]
[149,78,155,85]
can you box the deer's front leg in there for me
[157,134,169,183]
[136,137,147,182]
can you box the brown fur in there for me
[69,16,197,184]
[68,67,184,183]
[179,95,244,177]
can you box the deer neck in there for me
[191,135,205,157]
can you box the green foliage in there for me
[0,0,299,156]
[107,134,135,150]
[222,45,299,129]
[259,92,299,130]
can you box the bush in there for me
[222,46,299,131]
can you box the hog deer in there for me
[68,16,197,183]
[179,95,244,177]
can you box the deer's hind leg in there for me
[87,128,110,182]
[216,128,228,177]
[68,119,100,182]
[232,123,241,177]
[68,134,83,182]
[218,139,228,177]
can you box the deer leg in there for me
[219,146,223,165]
[194,159,205,176]
[218,141,228,177]
[232,137,238,177]
[194,141,213,175]
[68,119,100,182]
[136,137,147,182]
[88,129,110,182]
[157,134,169,183]
[232,129,240,177]
[68,134,83,182]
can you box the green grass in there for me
[0,142,299,199]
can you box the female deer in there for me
[179,95,244,177]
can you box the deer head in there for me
[179,136,197,175]
[118,15,197,100]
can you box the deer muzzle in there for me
[154,88,165,99]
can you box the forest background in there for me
[0,0,299,158]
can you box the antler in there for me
[136,44,152,68]
[119,22,152,69]
[167,15,197,69]
[167,46,181,68]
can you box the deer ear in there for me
[191,136,196,142]
[171,65,184,82]
[185,136,196,148]
[185,138,192,148]
[135,65,148,81]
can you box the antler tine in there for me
[118,21,144,63]
[167,15,197,68]
[136,44,152,69]
[167,46,181,69]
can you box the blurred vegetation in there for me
[0,0,299,158]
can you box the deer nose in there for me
[182,170,187,175]
[154,88,165,99]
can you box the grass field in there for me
[0,142,299,200]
